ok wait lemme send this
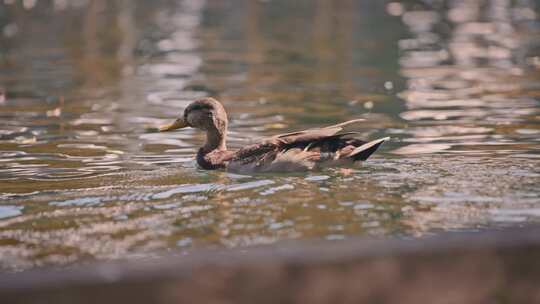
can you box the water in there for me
[0,0,539,271]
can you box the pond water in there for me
[0,0,539,271]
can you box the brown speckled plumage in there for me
[160,97,389,173]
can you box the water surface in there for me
[0,0,539,271]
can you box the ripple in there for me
[490,208,540,218]
[305,175,330,181]
[392,143,452,155]
[50,197,102,207]
[153,183,219,199]
[57,144,108,150]
[260,184,294,196]
[0,206,23,219]
[70,118,112,126]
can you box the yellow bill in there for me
[159,118,188,132]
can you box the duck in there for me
[159,97,388,173]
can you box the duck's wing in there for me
[267,119,365,145]
[233,119,365,160]
[228,119,387,172]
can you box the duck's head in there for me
[159,97,228,133]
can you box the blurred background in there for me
[0,0,539,272]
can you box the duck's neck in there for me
[203,127,227,153]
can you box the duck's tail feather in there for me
[350,137,390,161]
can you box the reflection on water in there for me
[0,0,539,271]
[396,0,540,156]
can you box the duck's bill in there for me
[159,118,188,132]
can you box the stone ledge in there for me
[2,226,540,304]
